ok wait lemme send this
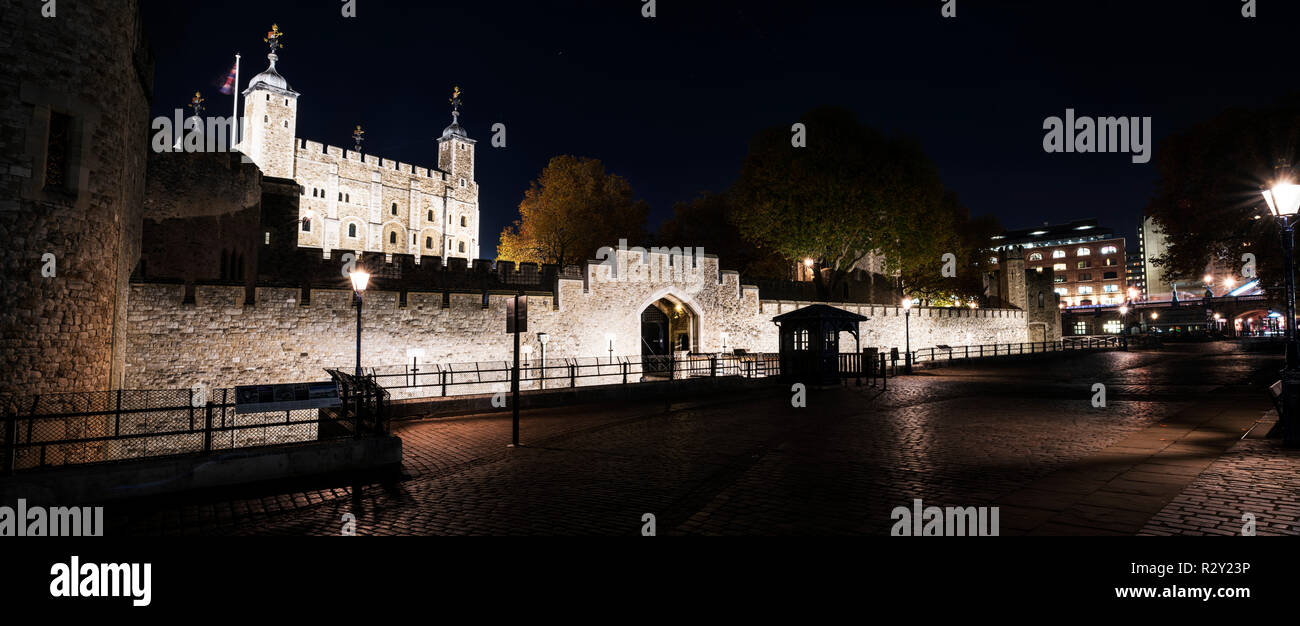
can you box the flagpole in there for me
[232,53,240,151]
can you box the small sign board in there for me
[890,347,900,361]
[507,295,528,334]
[234,381,340,414]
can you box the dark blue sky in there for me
[143,0,1295,258]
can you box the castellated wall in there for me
[293,140,478,262]
[124,249,1030,393]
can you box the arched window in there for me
[1076,247,1091,256]
[425,236,433,249]
[1028,252,1043,261]
[458,241,465,253]
[460,215,467,227]
[301,218,311,232]
[428,210,434,222]
[389,231,397,244]
[1037,291,1045,308]
[1052,250,1066,259]
[347,223,357,238]
[391,203,398,215]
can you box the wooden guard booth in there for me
[772,304,868,386]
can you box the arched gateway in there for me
[639,294,700,377]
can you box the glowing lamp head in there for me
[1263,181,1300,217]
[1150,312,1158,320]
[1203,274,1213,285]
[902,298,914,311]
[803,258,814,267]
[1224,277,1236,289]
[1119,305,1129,316]
[349,270,370,293]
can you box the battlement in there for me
[294,138,449,179]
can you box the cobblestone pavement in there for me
[107,342,1292,535]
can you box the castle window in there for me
[301,218,311,232]
[338,192,342,201]
[389,232,397,244]
[1038,292,1045,308]
[425,236,433,249]
[284,98,289,106]
[428,210,433,222]
[43,111,71,190]
[346,194,350,202]
[391,203,398,215]
[348,223,357,238]
[459,178,466,188]
[283,120,288,128]
[460,216,467,227]
[265,94,270,101]
[264,115,268,124]
[458,241,465,253]
[264,232,270,245]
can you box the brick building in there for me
[990,219,1127,307]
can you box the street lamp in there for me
[536,332,549,390]
[349,270,369,377]
[1262,174,1300,446]
[902,297,914,374]
[1119,304,1129,350]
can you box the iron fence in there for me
[0,384,383,475]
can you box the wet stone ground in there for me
[107,342,1296,535]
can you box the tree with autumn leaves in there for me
[496,155,648,267]
[498,109,994,305]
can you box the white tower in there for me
[240,26,298,179]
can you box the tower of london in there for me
[238,45,479,263]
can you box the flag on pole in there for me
[218,62,238,95]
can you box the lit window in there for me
[1077,286,1093,294]
[793,329,809,351]
[1076,248,1091,256]
[1052,250,1066,259]
[1103,320,1122,334]
[1077,261,1090,269]
[1100,246,1117,254]
[989,257,998,265]
[1053,263,1067,271]
[1054,287,1068,296]
[1103,284,1119,293]
[1073,321,1088,334]
[1028,253,1043,261]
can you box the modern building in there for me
[1126,252,1145,297]
[990,219,1127,307]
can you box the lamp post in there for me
[605,332,615,362]
[537,332,548,390]
[902,297,914,374]
[1262,174,1300,446]
[349,270,370,377]
[1119,304,1129,350]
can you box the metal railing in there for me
[0,383,385,475]
[350,352,784,402]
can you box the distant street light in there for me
[902,297,914,373]
[1262,172,1300,446]
[349,270,370,377]
[1119,304,1130,350]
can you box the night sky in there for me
[141,0,1298,258]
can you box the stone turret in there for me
[240,29,298,180]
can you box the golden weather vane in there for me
[264,23,285,53]
[352,124,365,152]
[189,91,205,117]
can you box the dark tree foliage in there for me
[656,192,790,279]
[1146,96,1300,290]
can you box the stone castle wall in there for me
[124,249,1031,392]
[0,0,153,396]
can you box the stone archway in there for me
[639,293,700,376]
